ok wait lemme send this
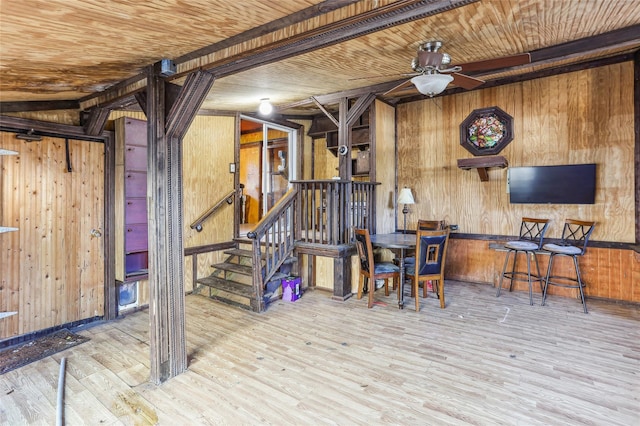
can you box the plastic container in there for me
[282,276,301,302]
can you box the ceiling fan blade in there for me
[452,73,485,90]
[454,53,531,73]
[383,79,414,96]
[418,51,443,68]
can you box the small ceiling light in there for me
[258,98,273,115]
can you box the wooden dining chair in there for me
[406,228,450,311]
[404,219,446,297]
[354,228,400,308]
[417,219,446,231]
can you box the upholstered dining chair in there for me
[406,228,450,311]
[496,217,550,305]
[354,228,400,308]
[542,219,596,313]
[404,219,446,296]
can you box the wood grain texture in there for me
[0,134,104,339]
[374,99,396,234]
[2,286,639,424]
[397,63,635,243]
[110,113,236,304]
[446,237,640,303]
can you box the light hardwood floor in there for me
[1,281,639,425]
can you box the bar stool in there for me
[496,218,550,305]
[542,219,596,314]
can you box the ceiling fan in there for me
[385,41,531,97]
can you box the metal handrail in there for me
[189,189,236,232]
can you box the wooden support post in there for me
[332,253,353,301]
[146,63,215,384]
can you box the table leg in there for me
[398,248,405,309]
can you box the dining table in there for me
[369,232,415,309]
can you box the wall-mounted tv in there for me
[508,164,596,204]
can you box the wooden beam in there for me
[173,0,360,64]
[134,91,147,116]
[337,98,350,181]
[311,96,339,128]
[0,115,108,142]
[103,132,117,321]
[530,24,640,63]
[82,107,112,136]
[634,49,639,245]
[165,71,215,139]
[79,0,476,110]
[0,100,79,113]
[332,255,353,301]
[346,93,376,127]
[146,62,187,384]
[193,0,477,80]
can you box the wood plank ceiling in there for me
[1,0,639,116]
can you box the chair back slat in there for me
[519,217,550,249]
[354,228,373,276]
[561,219,596,255]
[417,220,446,231]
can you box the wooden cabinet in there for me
[115,117,148,282]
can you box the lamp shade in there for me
[411,73,453,97]
[397,187,415,205]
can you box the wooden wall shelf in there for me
[457,156,508,181]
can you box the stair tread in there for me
[196,276,255,298]
[224,248,253,257]
[224,248,267,260]
[212,262,253,275]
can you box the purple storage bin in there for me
[282,276,301,302]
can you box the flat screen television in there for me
[508,164,596,204]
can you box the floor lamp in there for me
[397,188,415,234]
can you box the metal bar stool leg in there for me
[533,252,544,294]
[526,251,533,305]
[496,249,513,297]
[573,256,588,314]
[542,254,554,306]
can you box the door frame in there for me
[238,115,302,230]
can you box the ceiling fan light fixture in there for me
[411,73,453,97]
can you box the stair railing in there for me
[189,189,236,232]
[246,187,297,311]
[293,180,378,244]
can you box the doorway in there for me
[238,116,297,229]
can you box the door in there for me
[0,133,105,338]
[239,117,297,226]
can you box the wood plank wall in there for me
[108,112,237,296]
[374,99,397,234]
[1,133,105,339]
[397,62,638,302]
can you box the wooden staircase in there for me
[195,239,294,311]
